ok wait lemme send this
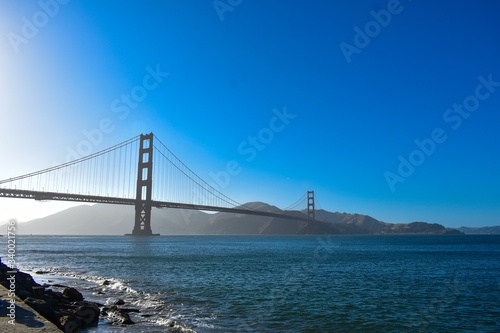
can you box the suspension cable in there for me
[0,135,140,185]
[284,192,307,210]
[153,135,259,210]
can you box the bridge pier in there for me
[129,133,159,236]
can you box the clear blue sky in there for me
[1,0,499,227]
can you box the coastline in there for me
[0,260,152,332]
[0,259,102,332]
[0,283,61,332]
[1,259,197,333]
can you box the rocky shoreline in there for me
[0,259,137,332]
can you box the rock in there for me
[1,263,100,332]
[7,270,40,300]
[74,302,100,327]
[102,280,111,286]
[32,285,46,298]
[16,288,33,300]
[24,297,61,326]
[115,299,125,305]
[59,315,81,333]
[41,293,61,310]
[16,270,39,289]
[103,305,135,325]
[45,289,69,305]
[35,270,50,274]
[63,287,84,302]
[52,283,69,288]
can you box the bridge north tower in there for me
[307,190,315,220]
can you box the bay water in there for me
[1,234,499,332]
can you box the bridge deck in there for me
[0,189,314,223]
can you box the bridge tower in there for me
[307,190,315,220]
[131,133,157,235]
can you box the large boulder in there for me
[102,305,135,325]
[63,287,84,302]
[74,301,100,327]
[59,314,81,333]
[24,297,62,325]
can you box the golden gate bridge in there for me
[0,133,316,235]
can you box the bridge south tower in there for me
[131,133,156,235]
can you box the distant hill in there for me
[0,202,462,235]
[457,226,500,234]
[313,210,461,235]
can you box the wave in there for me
[20,265,198,333]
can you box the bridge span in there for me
[0,133,317,235]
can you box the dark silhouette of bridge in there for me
[0,133,316,235]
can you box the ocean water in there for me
[1,234,500,332]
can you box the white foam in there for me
[155,318,198,333]
[21,265,200,332]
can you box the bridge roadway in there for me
[0,189,314,223]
